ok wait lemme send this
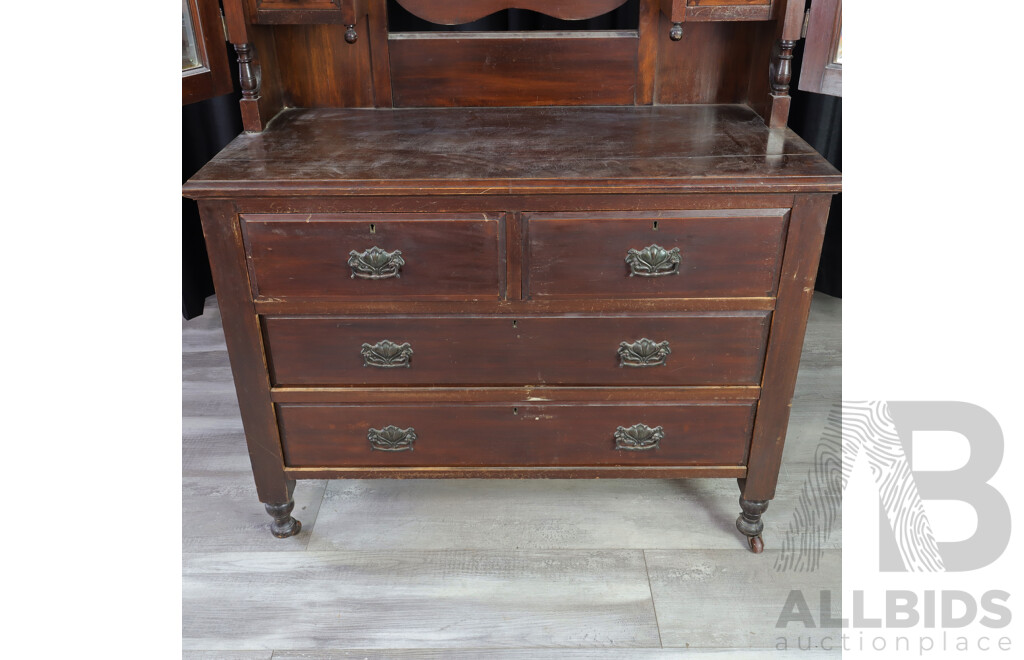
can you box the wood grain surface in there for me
[242,213,504,301]
[390,33,639,107]
[183,106,842,198]
[277,399,756,467]
[263,312,771,386]
[525,209,788,299]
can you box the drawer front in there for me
[264,312,770,386]
[525,209,788,299]
[278,401,755,467]
[241,213,504,301]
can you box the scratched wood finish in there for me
[241,213,504,300]
[277,400,755,467]
[262,312,771,386]
[183,106,841,198]
[524,209,788,299]
[389,34,638,107]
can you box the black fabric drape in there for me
[182,41,243,319]
[788,40,842,298]
[181,9,841,318]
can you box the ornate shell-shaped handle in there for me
[348,246,405,280]
[614,424,664,451]
[625,244,681,277]
[361,340,413,368]
[618,338,671,368]
[368,425,416,451]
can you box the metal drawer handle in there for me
[614,424,664,451]
[368,425,416,451]
[625,244,681,277]
[618,338,671,368]
[348,246,405,280]
[361,340,413,368]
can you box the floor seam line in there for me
[642,549,664,649]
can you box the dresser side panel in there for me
[197,200,294,503]
[743,193,834,501]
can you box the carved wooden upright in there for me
[184,0,841,551]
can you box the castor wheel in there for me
[736,497,769,553]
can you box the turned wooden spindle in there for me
[770,39,796,95]
[265,500,302,538]
[234,43,259,99]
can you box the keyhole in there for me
[653,221,659,231]
[513,407,518,415]
[512,320,518,328]
[370,223,376,234]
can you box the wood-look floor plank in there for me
[183,303,328,552]
[306,473,838,552]
[645,549,842,650]
[184,652,272,660]
[183,551,660,651]
[271,649,839,658]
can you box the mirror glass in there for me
[833,19,842,64]
[182,1,202,72]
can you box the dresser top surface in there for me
[184,105,841,198]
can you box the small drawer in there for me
[524,209,788,299]
[241,213,504,301]
[277,400,756,468]
[263,312,771,387]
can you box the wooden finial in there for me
[344,24,358,44]
[669,22,683,41]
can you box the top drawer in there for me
[241,213,504,301]
[524,209,788,299]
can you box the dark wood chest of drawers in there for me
[185,103,840,551]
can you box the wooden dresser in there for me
[183,0,841,552]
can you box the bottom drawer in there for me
[277,401,755,468]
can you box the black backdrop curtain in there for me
[182,40,243,319]
[181,9,841,318]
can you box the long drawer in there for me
[277,400,756,468]
[525,209,788,299]
[241,213,504,301]
[263,312,771,387]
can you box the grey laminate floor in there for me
[183,293,842,658]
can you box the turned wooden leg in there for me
[736,497,769,553]
[265,500,302,538]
